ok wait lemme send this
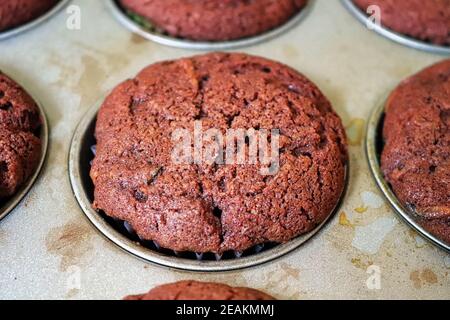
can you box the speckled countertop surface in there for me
[0,0,449,300]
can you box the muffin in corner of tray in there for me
[0,0,59,32]
[353,0,450,46]
[119,0,308,41]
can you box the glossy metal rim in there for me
[341,0,450,55]
[0,0,71,40]
[0,75,49,221]
[366,98,450,253]
[69,97,348,272]
[106,0,314,50]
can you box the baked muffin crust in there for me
[91,52,348,253]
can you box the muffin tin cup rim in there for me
[106,0,315,50]
[0,74,49,221]
[69,96,349,272]
[341,0,450,55]
[365,95,450,253]
[0,0,72,41]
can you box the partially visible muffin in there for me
[353,0,450,46]
[0,0,58,32]
[119,0,308,41]
[381,59,450,244]
[124,281,275,300]
[91,52,348,254]
[0,72,41,199]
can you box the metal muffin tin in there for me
[69,97,349,272]
[0,75,49,221]
[341,0,450,55]
[106,0,314,50]
[366,98,450,253]
[0,0,71,41]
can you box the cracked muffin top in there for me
[0,0,58,32]
[91,52,347,254]
[119,0,308,41]
[353,0,450,46]
[382,59,450,244]
[124,280,275,300]
[0,72,41,199]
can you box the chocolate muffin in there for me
[353,0,450,46]
[381,59,450,244]
[91,52,348,254]
[0,72,41,199]
[124,281,275,300]
[0,0,58,32]
[119,0,308,41]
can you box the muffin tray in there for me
[0,0,71,41]
[341,0,450,55]
[366,97,450,253]
[2,0,449,300]
[0,75,49,221]
[107,0,314,50]
[68,99,349,272]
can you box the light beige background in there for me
[0,0,448,300]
